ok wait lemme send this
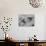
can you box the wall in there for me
[0,0,46,40]
[44,15,46,40]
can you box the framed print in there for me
[18,14,35,27]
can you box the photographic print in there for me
[18,14,35,27]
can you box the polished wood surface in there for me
[0,39,46,46]
[6,40,46,43]
[5,37,46,43]
[5,38,46,46]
